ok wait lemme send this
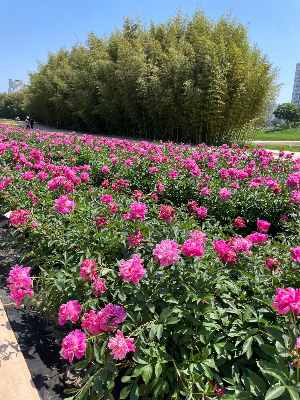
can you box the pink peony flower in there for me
[149,167,159,174]
[153,239,181,267]
[291,247,300,262]
[92,276,107,296]
[10,209,31,226]
[62,330,86,363]
[100,194,114,204]
[82,304,127,334]
[158,204,176,222]
[37,171,48,181]
[189,230,207,244]
[271,287,300,315]
[119,254,146,284]
[108,330,135,360]
[54,195,76,213]
[94,216,107,229]
[126,231,143,247]
[247,232,268,244]
[102,166,110,174]
[219,188,231,199]
[156,183,165,193]
[133,190,143,200]
[80,172,89,182]
[22,171,35,181]
[129,202,147,220]
[181,238,205,258]
[31,222,37,228]
[27,191,33,196]
[7,264,33,306]
[214,239,231,255]
[168,170,179,178]
[257,220,270,233]
[232,237,252,255]
[200,187,211,196]
[32,197,39,205]
[196,206,207,219]
[58,300,82,325]
[80,259,97,281]
[234,217,245,229]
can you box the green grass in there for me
[0,118,21,127]
[244,142,300,152]
[249,128,300,141]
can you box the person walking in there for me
[25,116,30,130]
[30,118,34,129]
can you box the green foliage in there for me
[24,8,280,143]
[0,91,27,120]
[273,103,300,129]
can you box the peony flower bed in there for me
[1,123,300,399]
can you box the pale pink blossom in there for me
[153,239,181,267]
[189,230,207,244]
[119,254,146,284]
[200,187,211,196]
[108,330,135,360]
[58,300,82,325]
[62,330,86,363]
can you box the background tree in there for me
[0,92,26,120]
[24,7,280,144]
[273,103,300,129]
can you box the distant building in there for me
[8,79,27,94]
[292,63,300,108]
[267,103,279,122]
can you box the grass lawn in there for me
[244,142,300,152]
[0,118,21,127]
[249,128,300,141]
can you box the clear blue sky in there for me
[1,0,299,104]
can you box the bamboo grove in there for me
[21,9,279,144]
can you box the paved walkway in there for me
[0,298,40,399]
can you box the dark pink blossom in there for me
[119,254,146,285]
[10,209,31,226]
[257,220,270,233]
[271,287,300,315]
[54,196,76,213]
[58,300,82,325]
[62,330,86,362]
[80,259,97,281]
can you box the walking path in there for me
[0,297,40,399]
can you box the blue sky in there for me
[1,0,299,104]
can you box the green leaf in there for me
[242,336,253,355]
[155,363,162,378]
[157,324,163,340]
[166,316,181,324]
[286,386,300,400]
[120,384,133,399]
[73,360,89,369]
[106,361,117,373]
[98,368,108,382]
[257,362,288,385]
[130,383,139,400]
[133,355,148,364]
[260,344,279,357]
[149,325,157,340]
[265,385,286,400]
[94,378,104,396]
[265,326,285,347]
[142,364,153,384]
[85,341,93,361]
[93,343,101,363]
[159,307,173,322]
[287,324,297,351]
[64,388,78,394]
[248,370,267,395]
